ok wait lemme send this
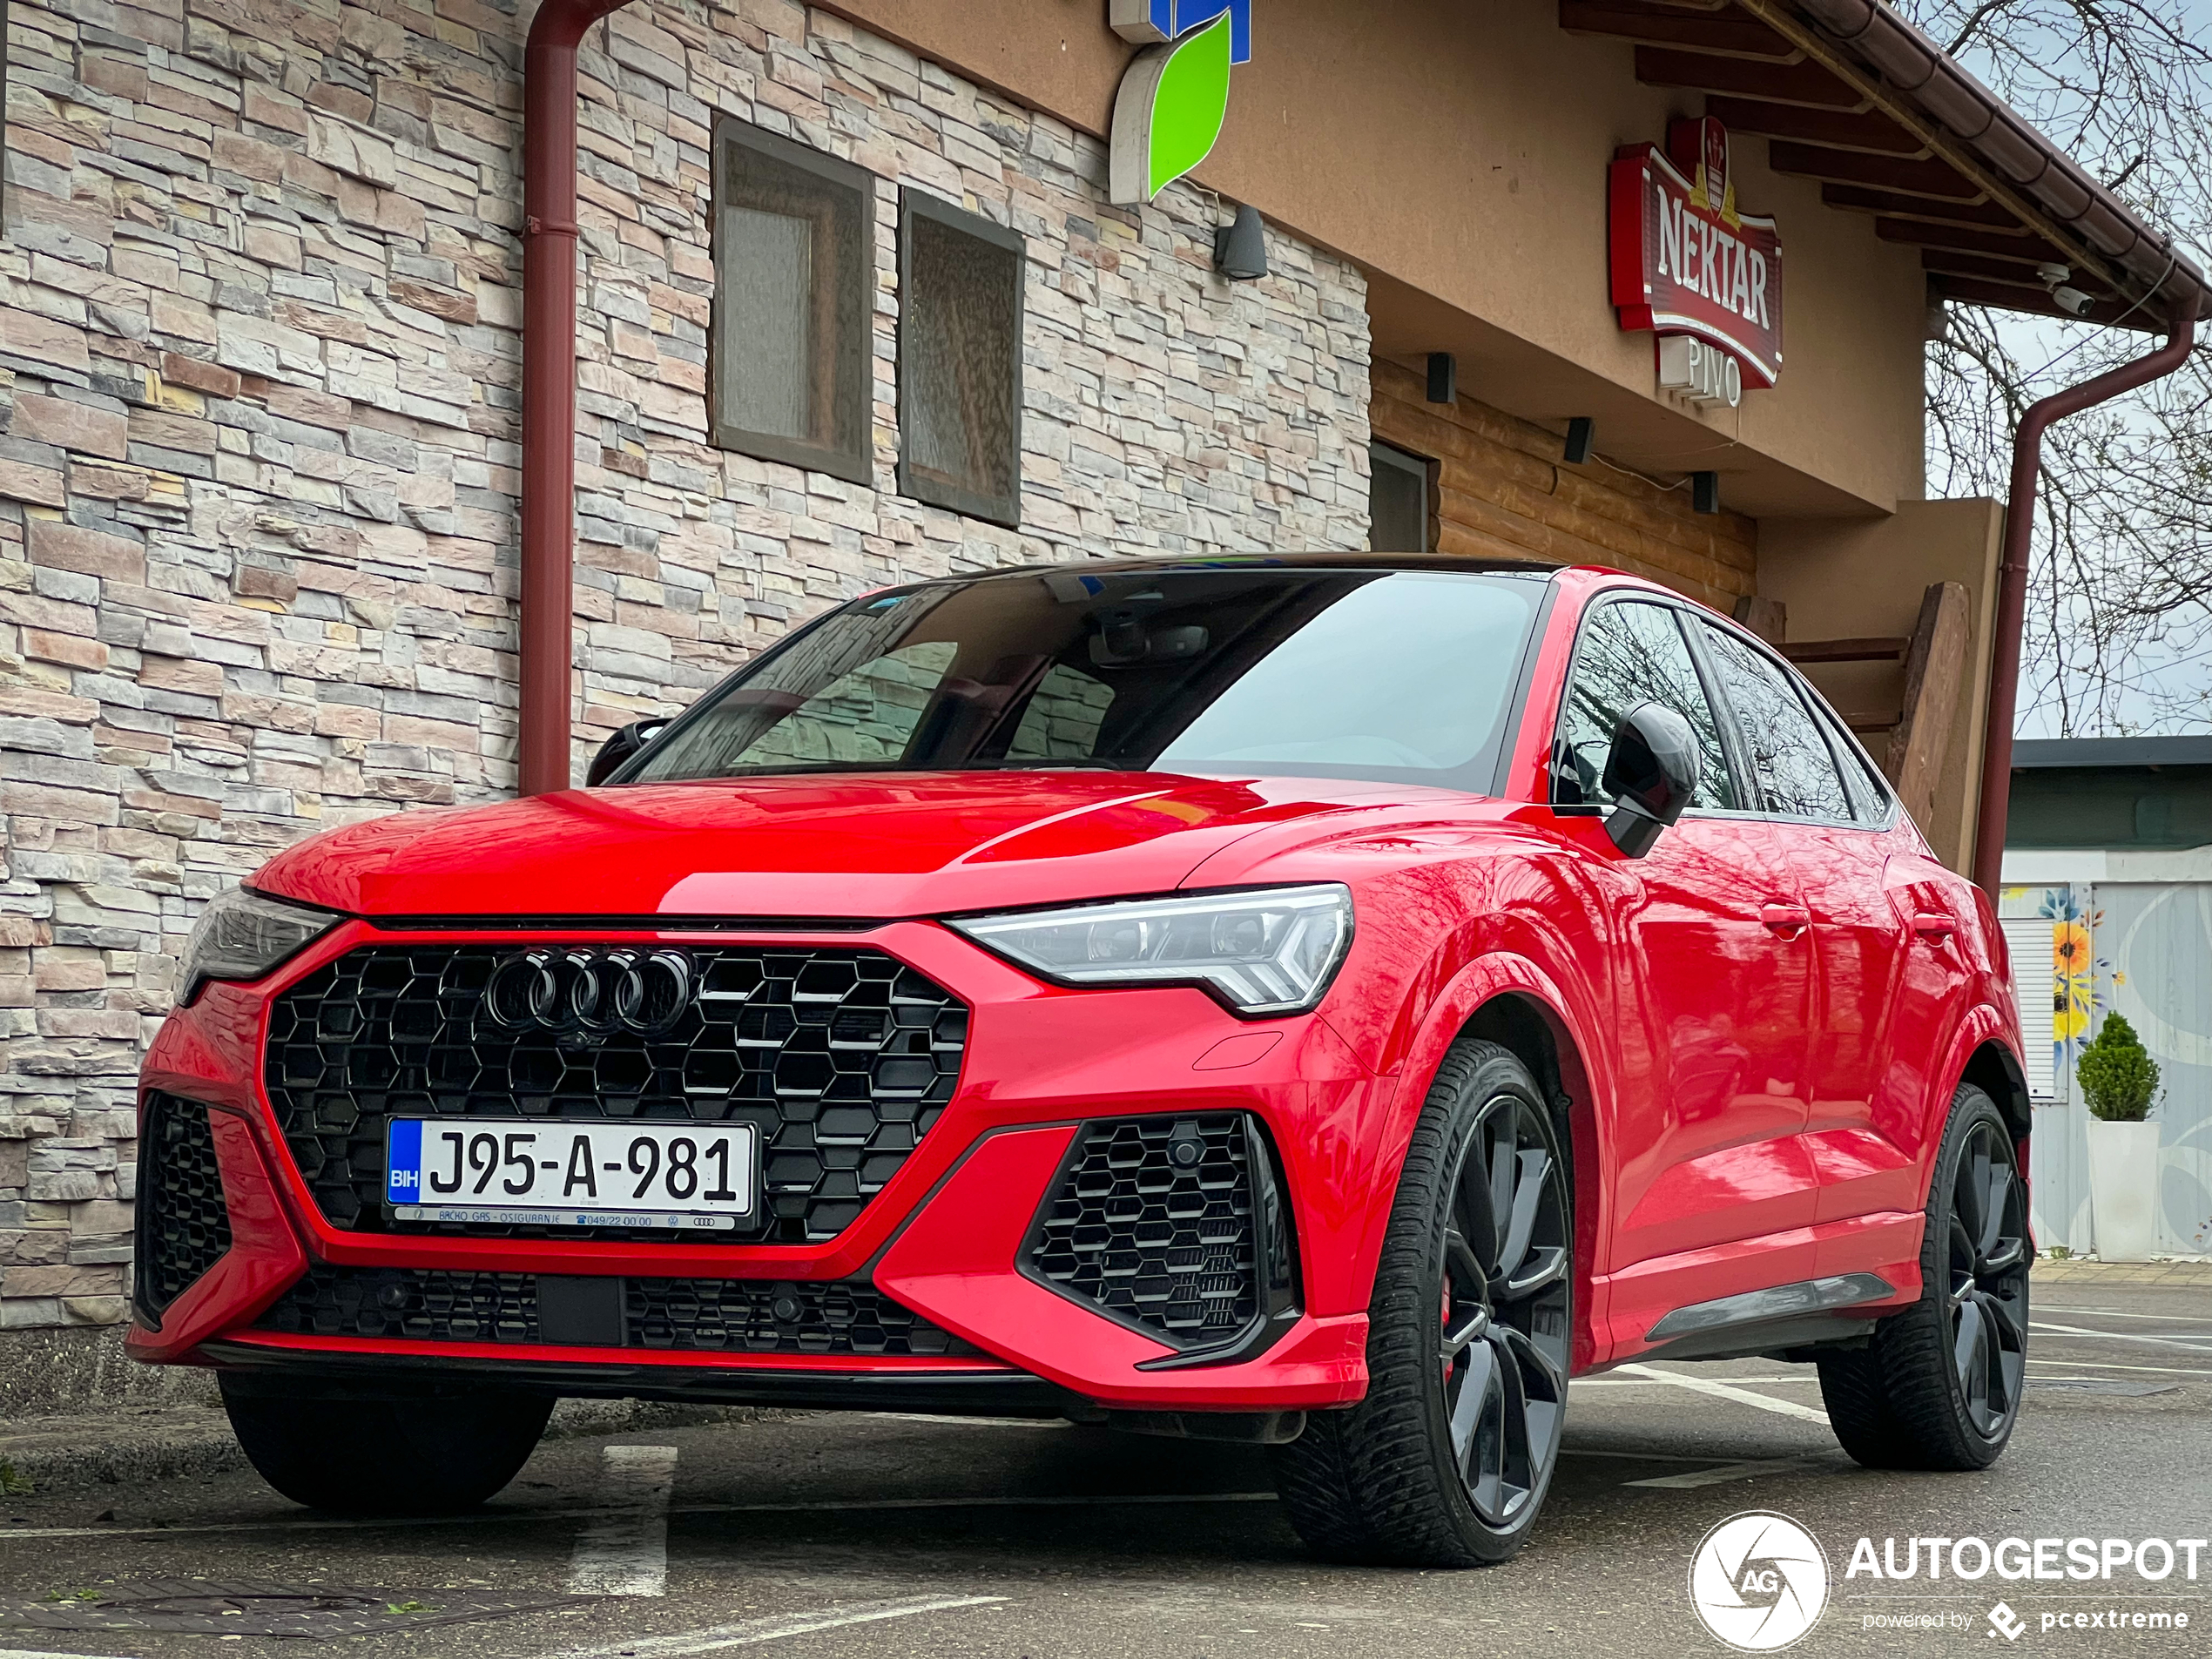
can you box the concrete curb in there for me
[0,1399,777,1497]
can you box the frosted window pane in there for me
[724,206,813,442]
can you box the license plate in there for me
[385,1119,758,1231]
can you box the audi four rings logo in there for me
[482,948,695,1037]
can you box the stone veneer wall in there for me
[0,0,1372,1332]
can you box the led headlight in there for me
[179,887,340,1005]
[948,885,1353,1016]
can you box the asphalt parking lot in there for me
[2,1261,2206,1659]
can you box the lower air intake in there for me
[1023,1112,1298,1360]
[134,1093,234,1324]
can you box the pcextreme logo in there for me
[1108,1,1253,205]
[1689,1511,1831,1652]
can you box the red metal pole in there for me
[521,0,635,795]
[1971,295,2199,900]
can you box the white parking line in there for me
[1624,1457,1816,1489]
[548,1595,1008,1656]
[0,1650,137,1659]
[2037,1305,2212,1324]
[1611,1363,1835,1425]
[2032,1320,2212,1352]
[569,1445,680,1597]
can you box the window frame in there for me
[897,188,1027,529]
[1369,439,1435,553]
[1548,588,1756,819]
[709,116,876,486]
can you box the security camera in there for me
[2051,285,2096,318]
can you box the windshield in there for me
[622,566,1546,791]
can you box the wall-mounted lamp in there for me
[1215,204,1268,280]
[1426,353,1457,405]
[1692,471,1720,516]
[1563,417,1595,465]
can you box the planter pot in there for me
[2084,1118,2161,1264]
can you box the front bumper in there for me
[132,918,1380,1412]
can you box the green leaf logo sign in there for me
[1109,12,1235,206]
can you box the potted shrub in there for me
[2076,1012,2162,1263]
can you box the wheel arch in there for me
[1959,1038,2033,1143]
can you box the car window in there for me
[1004,664,1116,759]
[627,568,1546,790]
[1808,694,1893,823]
[696,640,958,772]
[1554,598,1738,811]
[1697,624,1853,821]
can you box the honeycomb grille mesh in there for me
[253,1265,968,1356]
[263,946,967,1244]
[1026,1114,1257,1346]
[136,1093,234,1315]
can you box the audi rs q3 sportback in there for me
[135,556,2033,1564]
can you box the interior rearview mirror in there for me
[586,717,671,787]
[1600,703,1702,857]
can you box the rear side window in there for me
[1554,598,1738,811]
[1698,624,1853,821]
[1809,697,1894,823]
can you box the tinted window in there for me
[1699,624,1852,820]
[1554,599,1737,810]
[1811,699,1893,823]
[626,568,1544,791]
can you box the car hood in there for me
[252,772,1470,920]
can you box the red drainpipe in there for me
[520,0,637,796]
[1971,293,2200,900]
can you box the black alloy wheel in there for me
[1946,1115,2030,1439]
[1273,1039,1575,1566]
[1818,1084,2029,1471]
[1440,1089,1573,1531]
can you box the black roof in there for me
[2013,736,2212,770]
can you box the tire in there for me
[1272,1039,1574,1566]
[1817,1084,2029,1472]
[220,1376,553,1514]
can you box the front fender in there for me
[1332,949,1616,1376]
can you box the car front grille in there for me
[1024,1113,1263,1349]
[253,1265,974,1358]
[263,945,968,1244]
[134,1093,234,1320]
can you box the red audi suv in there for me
[134,556,2031,1564]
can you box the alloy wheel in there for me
[1946,1118,2029,1440]
[1440,1092,1573,1528]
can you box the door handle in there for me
[1912,912,1957,944]
[1760,903,1811,938]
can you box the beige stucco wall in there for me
[823,0,1932,518]
[1758,499,2007,871]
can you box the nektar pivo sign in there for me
[1609,118,1782,401]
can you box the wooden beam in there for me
[1768,142,1981,199]
[1781,636,1909,664]
[1878,219,2047,264]
[1731,595,1787,645]
[1921,251,2112,294]
[1703,96,1928,156]
[1557,0,1799,60]
[1932,273,2161,329]
[1885,582,1972,833]
[1822,184,2013,229]
[1633,45,1866,109]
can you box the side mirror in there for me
[1600,703,1702,857]
[586,718,671,787]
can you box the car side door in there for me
[1691,622,1922,1224]
[1548,595,1819,1270]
